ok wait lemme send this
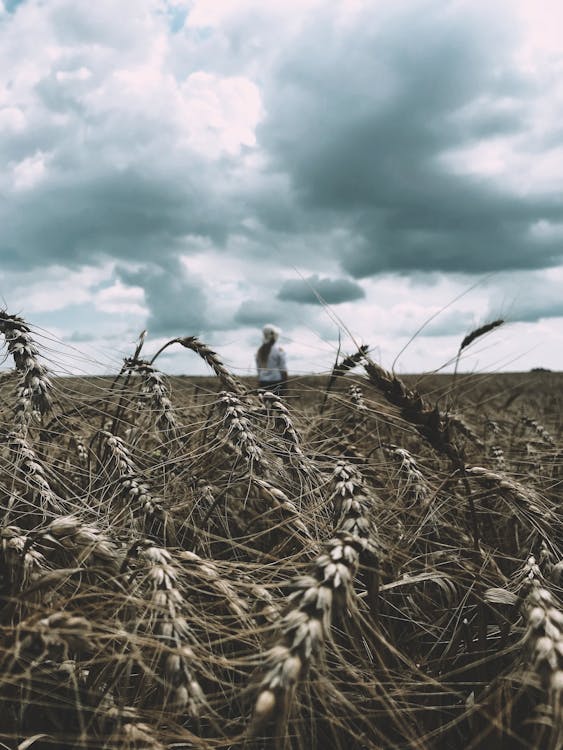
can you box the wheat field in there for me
[0,309,562,750]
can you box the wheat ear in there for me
[218,391,265,467]
[459,319,504,352]
[252,460,379,726]
[382,444,430,505]
[260,390,305,457]
[521,415,556,448]
[124,358,178,440]
[348,383,368,413]
[363,356,461,463]
[465,466,559,544]
[321,344,369,413]
[519,554,563,750]
[5,430,65,519]
[43,515,120,569]
[0,310,53,427]
[125,540,205,717]
[1,525,46,591]
[98,430,168,531]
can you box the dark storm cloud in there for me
[277,275,364,305]
[234,298,304,329]
[117,260,208,336]
[486,277,563,324]
[2,163,231,270]
[234,300,284,327]
[513,303,563,322]
[256,3,563,276]
[1,142,236,336]
[3,0,26,13]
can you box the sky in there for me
[2,0,563,377]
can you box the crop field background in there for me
[0,310,562,750]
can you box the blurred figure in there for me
[256,324,288,396]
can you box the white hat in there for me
[262,324,281,342]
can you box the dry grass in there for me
[0,315,562,749]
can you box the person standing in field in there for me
[256,324,288,396]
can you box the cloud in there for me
[424,310,477,338]
[0,0,263,321]
[67,330,96,342]
[2,0,563,374]
[255,0,563,276]
[94,280,145,315]
[233,298,308,330]
[277,275,364,305]
[116,259,207,335]
[234,299,287,327]
[3,0,25,13]
[6,263,112,312]
[483,266,563,324]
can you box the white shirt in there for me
[256,342,287,382]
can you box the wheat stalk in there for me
[124,358,178,441]
[521,415,556,448]
[363,356,461,464]
[43,515,121,569]
[150,335,243,395]
[5,430,65,519]
[459,320,505,353]
[218,391,265,468]
[252,459,379,727]
[382,444,430,505]
[466,466,560,552]
[348,383,368,413]
[125,540,205,718]
[0,310,53,428]
[98,430,169,533]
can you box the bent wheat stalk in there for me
[251,460,379,729]
[321,345,369,414]
[5,430,65,520]
[125,540,205,718]
[151,335,243,394]
[124,358,178,441]
[0,310,53,428]
[98,430,169,535]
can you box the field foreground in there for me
[0,315,562,749]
